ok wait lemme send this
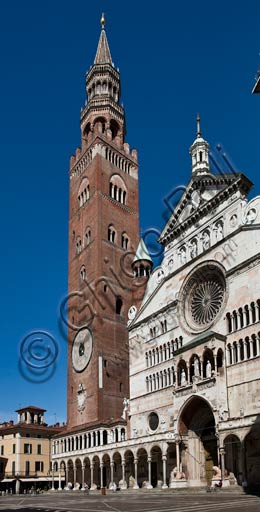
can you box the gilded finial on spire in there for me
[196,113,201,138]
[100,12,105,29]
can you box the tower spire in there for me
[94,14,112,65]
[189,115,211,175]
[81,15,125,145]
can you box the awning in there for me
[1,479,15,483]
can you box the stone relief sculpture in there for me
[77,383,87,413]
[157,268,165,283]
[189,240,198,259]
[206,360,212,378]
[181,369,187,387]
[202,231,210,250]
[179,247,187,264]
[215,222,224,241]
[246,208,257,224]
[194,357,200,377]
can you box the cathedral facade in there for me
[52,18,260,490]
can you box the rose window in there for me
[179,263,226,333]
[190,280,224,325]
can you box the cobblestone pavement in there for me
[0,490,259,512]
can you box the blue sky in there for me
[0,0,259,425]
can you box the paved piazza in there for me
[0,491,260,512]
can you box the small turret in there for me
[132,239,153,278]
[189,115,211,175]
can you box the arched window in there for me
[116,297,123,315]
[245,305,250,326]
[217,348,224,370]
[108,225,116,243]
[252,334,257,357]
[103,430,108,445]
[76,237,82,255]
[251,302,256,323]
[121,232,129,250]
[239,339,244,361]
[245,337,250,359]
[226,312,232,333]
[78,178,90,208]
[93,116,106,133]
[233,342,238,364]
[238,308,244,329]
[227,344,232,365]
[233,311,238,331]
[110,119,119,138]
[109,174,127,205]
[85,227,91,246]
[80,266,86,281]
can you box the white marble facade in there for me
[128,130,260,489]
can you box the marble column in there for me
[147,457,153,489]
[110,462,114,487]
[100,463,104,489]
[121,460,127,489]
[73,466,76,485]
[90,463,94,490]
[82,464,85,487]
[219,448,225,481]
[58,470,62,491]
[176,441,180,472]
[134,458,139,489]
[249,339,253,359]
[162,455,168,489]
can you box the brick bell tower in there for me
[67,15,140,429]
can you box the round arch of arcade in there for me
[54,442,176,490]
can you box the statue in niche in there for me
[206,360,212,378]
[202,231,210,250]
[215,222,224,241]
[189,240,198,259]
[157,269,164,283]
[181,369,187,386]
[194,357,200,377]
[246,208,257,224]
[179,247,187,265]
[229,214,237,227]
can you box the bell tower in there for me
[67,15,140,429]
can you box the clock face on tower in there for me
[72,328,93,373]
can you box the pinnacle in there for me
[94,28,113,65]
